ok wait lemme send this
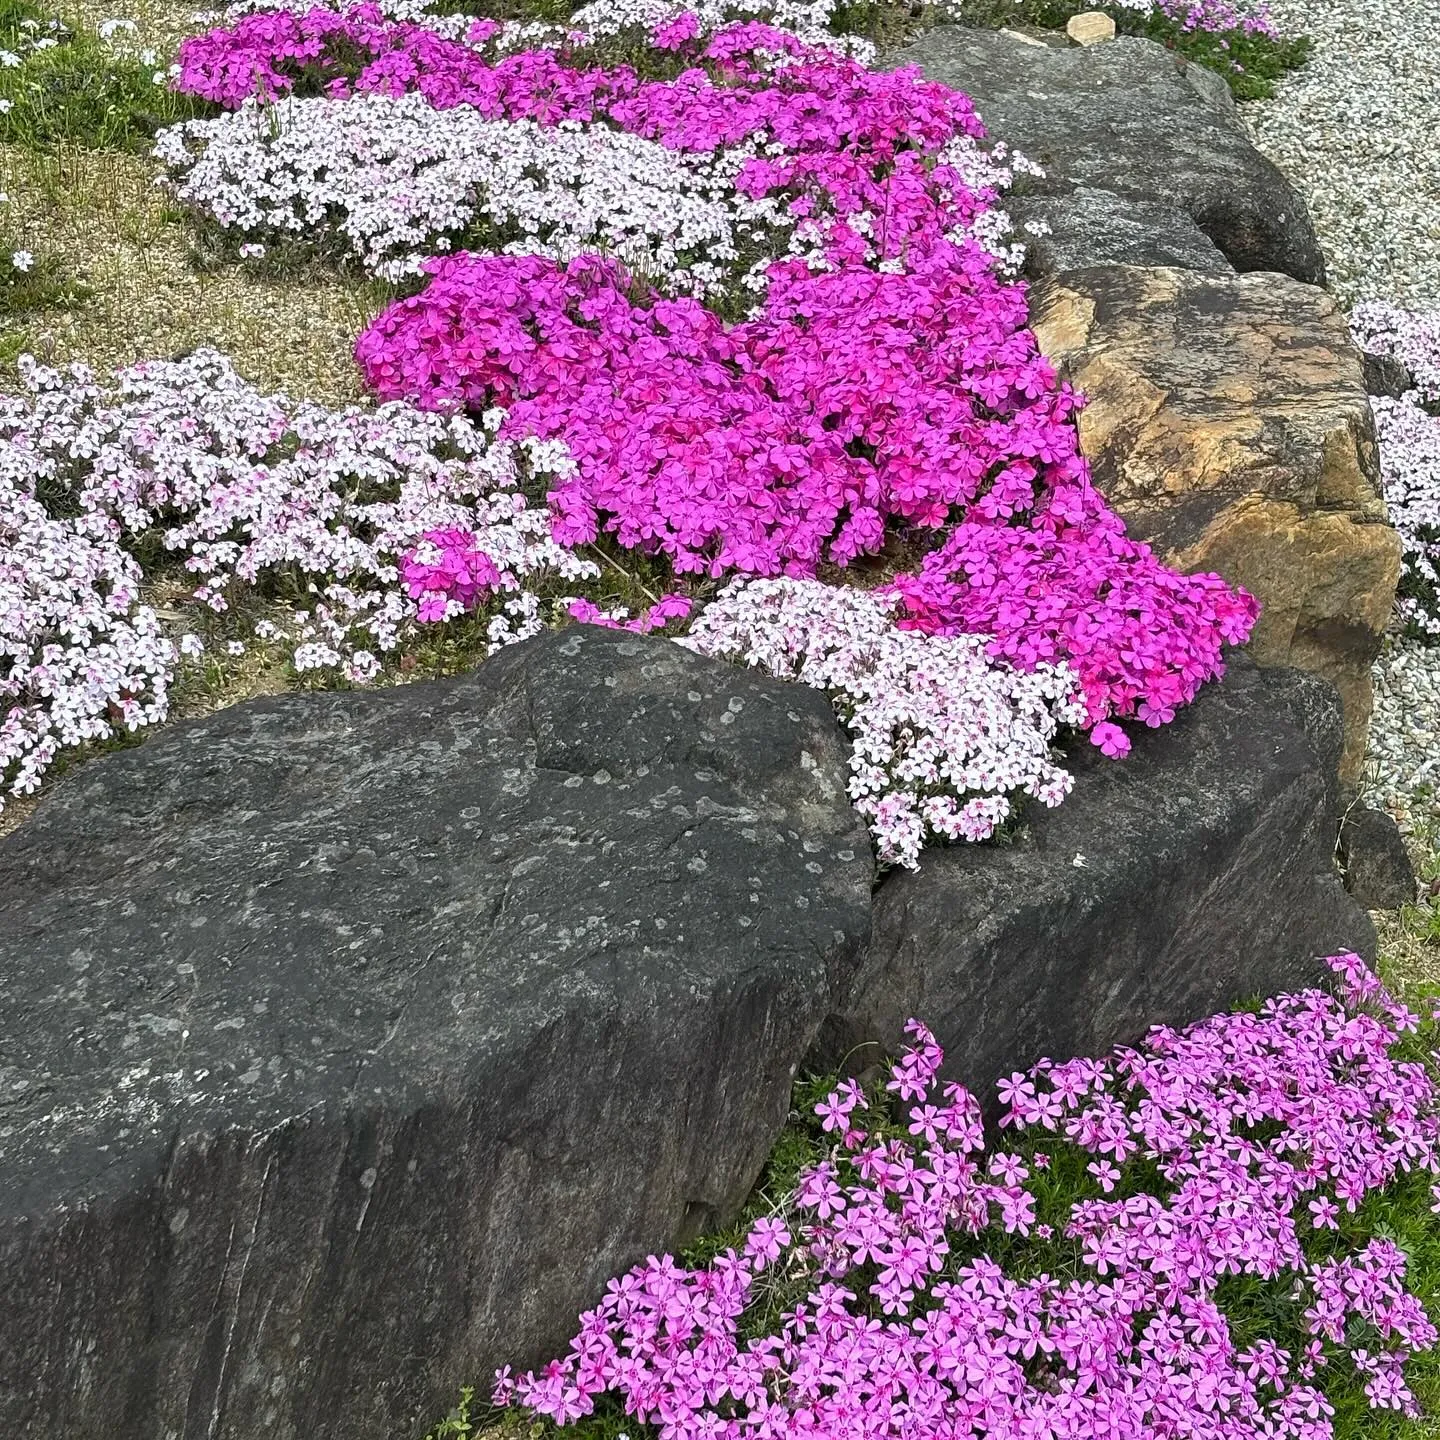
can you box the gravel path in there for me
[1241,3,1440,842]
[1242,0,1440,308]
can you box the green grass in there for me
[0,0,204,152]
[0,241,85,315]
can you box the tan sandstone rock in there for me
[1029,265,1401,782]
[1066,11,1117,44]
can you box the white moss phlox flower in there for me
[0,348,598,808]
[154,93,795,292]
[680,577,1086,868]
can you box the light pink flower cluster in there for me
[1140,0,1280,39]
[501,954,1440,1439]
[0,348,597,804]
[1036,0,1279,42]
[154,90,793,289]
[1370,395,1440,642]
[0,430,176,802]
[680,578,1085,865]
[1349,303,1440,640]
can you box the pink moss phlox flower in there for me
[357,242,1078,577]
[566,591,692,634]
[175,3,639,115]
[0,348,598,805]
[167,1,1261,813]
[502,954,1440,1438]
[892,488,1260,727]
[400,527,505,621]
[679,578,1085,865]
[1349,304,1440,641]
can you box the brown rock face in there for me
[1030,265,1401,781]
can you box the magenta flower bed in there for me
[499,955,1440,1440]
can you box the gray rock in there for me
[0,628,875,1440]
[1009,187,1232,280]
[886,26,1325,283]
[1339,801,1418,909]
[814,659,1374,1110]
[1361,350,1414,399]
[1177,52,1239,123]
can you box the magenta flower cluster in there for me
[357,246,1076,575]
[174,4,628,114]
[183,11,1255,736]
[500,954,1440,1439]
[894,496,1260,735]
[399,527,504,622]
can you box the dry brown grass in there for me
[0,0,392,397]
[0,138,383,404]
[64,0,206,56]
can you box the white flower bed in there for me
[0,349,598,807]
[154,93,796,289]
[1371,394,1440,642]
[680,577,1085,867]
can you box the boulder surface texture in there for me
[1029,265,1401,782]
[0,627,875,1440]
[886,26,1324,284]
[1,627,1373,1437]
[817,659,1376,1111]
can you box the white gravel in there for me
[1241,0,1440,309]
[1241,2,1440,836]
[1367,635,1440,829]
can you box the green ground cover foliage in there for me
[0,0,203,151]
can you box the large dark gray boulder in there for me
[814,659,1375,1110]
[886,27,1325,284]
[0,628,875,1440]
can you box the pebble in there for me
[1065,11,1116,44]
[1364,633,1440,831]
[1241,1,1440,841]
